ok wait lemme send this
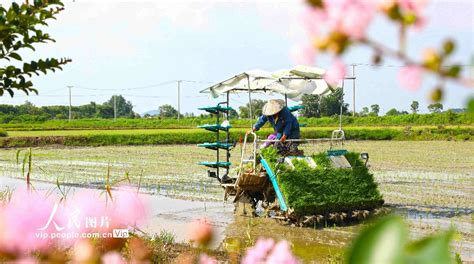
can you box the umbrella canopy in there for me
[203,69,279,98]
[201,65,334,101]
[269,65,332,101]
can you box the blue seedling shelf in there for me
[198,105,234,114]
[198,161,231,168]
[327,149,348,156]
[288,105,304,112]
[198,142,234,150]
[198,124,232,132]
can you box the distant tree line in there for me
[0,91,466,124]
[0,95,137,123]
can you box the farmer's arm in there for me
[252,115,268,132]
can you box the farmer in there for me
[248,99,302,155]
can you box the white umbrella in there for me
[205,69,279,99]
[201,65,334,102]
[268,65,333,101]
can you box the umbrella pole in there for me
[247,74,253,128]
[285,94,288,106]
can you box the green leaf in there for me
[6,88,14,97]
[16,149,22,165]
[404,230,455,264]
[442,39,455,56]
[467,98,474,113]
[346,216,407,264]
[9,52,22,61]
[430,87,443,102]
[4,78,12,87]
[445,65,461,78]
[30,88,38,95]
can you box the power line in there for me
[74,80,177,91]
[73,79,214,91]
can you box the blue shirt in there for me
[253,106,300,139]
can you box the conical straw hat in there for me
[262,99,285,116]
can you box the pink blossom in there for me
[72,239,97,263]
[64,186,148,235]
[109,186,149,227]
[398,65,423,91]
[398,0,428,15]
[102,251,126,264]
[329,0,376,40]
[186,218,213,246]
[0,185,150,255]
[398,0,429,29]
[290,44,316,66]
[199,253,218,264]
[0,188,65,254]
[266,240,300,264]
[303,0,376,40]
[301,7,326,36]
[241,238,275,264]
[324,59,346,86]
[63,189,110,235]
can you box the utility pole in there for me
[351,64,356,116]
[177,80,182,121]
[67,85,73,121]
[113,95,117,121]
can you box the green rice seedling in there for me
[156,230,176,245]
[261,147,384,215]
[16,148,33,189]
[0,187,13,203]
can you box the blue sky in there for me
[0,0,472,115]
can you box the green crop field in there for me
[0,125,472,148]
[3,125,472,137]
[0,112,471,131]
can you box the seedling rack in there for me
[197,96,234,182]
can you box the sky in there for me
[0,0,473,115]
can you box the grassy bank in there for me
[0,112,471,131]
[0,126,472,147]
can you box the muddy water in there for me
[224,209,356,262]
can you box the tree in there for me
[300,88,349,117]
[428,103,443,113]
[360,107,369,116]
[411,101,419,114]
[301,94,320,117]
[370,104,380,116]
[103,95,135,118]
[385,108,401,116]
[228,108,239,119]
[239,99,266,119]
[17,101,39,115]
[0,1,71,97]
[97,104,114,119]
[319,88,348,116]
[158,104,179,118]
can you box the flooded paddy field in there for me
[0,141,472,262]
